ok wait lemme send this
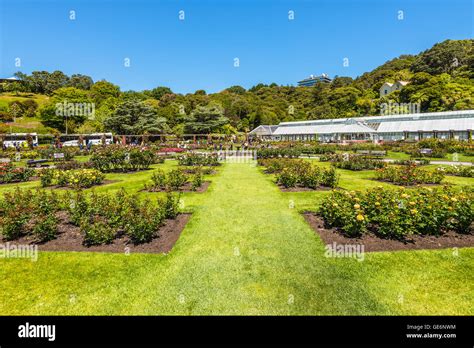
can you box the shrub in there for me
[278,168,299,188]
[150,169,167,190]
[167,169,188,191]
[161,193,180,219]
[191,169,203,191]
[123,199,164,244]
[82,217,116,246]
[333,156,385,171]
[33,214,58,242]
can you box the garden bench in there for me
[356,150,370,155]
[27,159,50,168]
[420,148,433,155]
[371,151,386,157]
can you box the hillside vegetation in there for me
[0,39,472,135]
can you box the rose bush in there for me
[0,163,34,184]
[375,164,444,185]
[0,188,181,246]
[319,186,473,239]
[91,145,156,172]
[40,168,105,189]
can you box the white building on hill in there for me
[379,81,409,97]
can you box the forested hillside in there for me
[0,39,472,135]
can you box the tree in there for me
[8,102,23,119]
[225,85,246,94]
[411,39,473,75]
[68,74,94,90]
[104,99,167,134]
[38,87,93,132]
[90,80,120,106]
[185,103,228,134]
[145,86,173,100]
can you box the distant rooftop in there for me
[297,74,332,86]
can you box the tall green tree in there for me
[185,103,228,134]
[104,99,167,134]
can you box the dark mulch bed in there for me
[278,185,333,192]
[145,181,211,193]
[6,212,192,254]
[180,168,217,175]
[303,212,474,252]
[50,179,120,190]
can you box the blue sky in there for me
[0,0,472,93]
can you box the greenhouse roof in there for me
[376,117,473,133]
[273,122,375,135]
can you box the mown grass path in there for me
[0,163,472,315]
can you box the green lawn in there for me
[0,161,472,315]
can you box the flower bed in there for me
[0,163,34,184]
[333,155,385,171]
[144,168,204,192]
[258,158,339,189]
[375,164,444,185]
[257,158,300,174]
[40,168,105,189]
[256,147,301,159]
[0,188,180,245]
[437,165,474,178]
[91,145,156,172]
[319,186,473,239]
[177,153,220,166]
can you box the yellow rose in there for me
[356,214,364,221]
[354,204,360,209]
